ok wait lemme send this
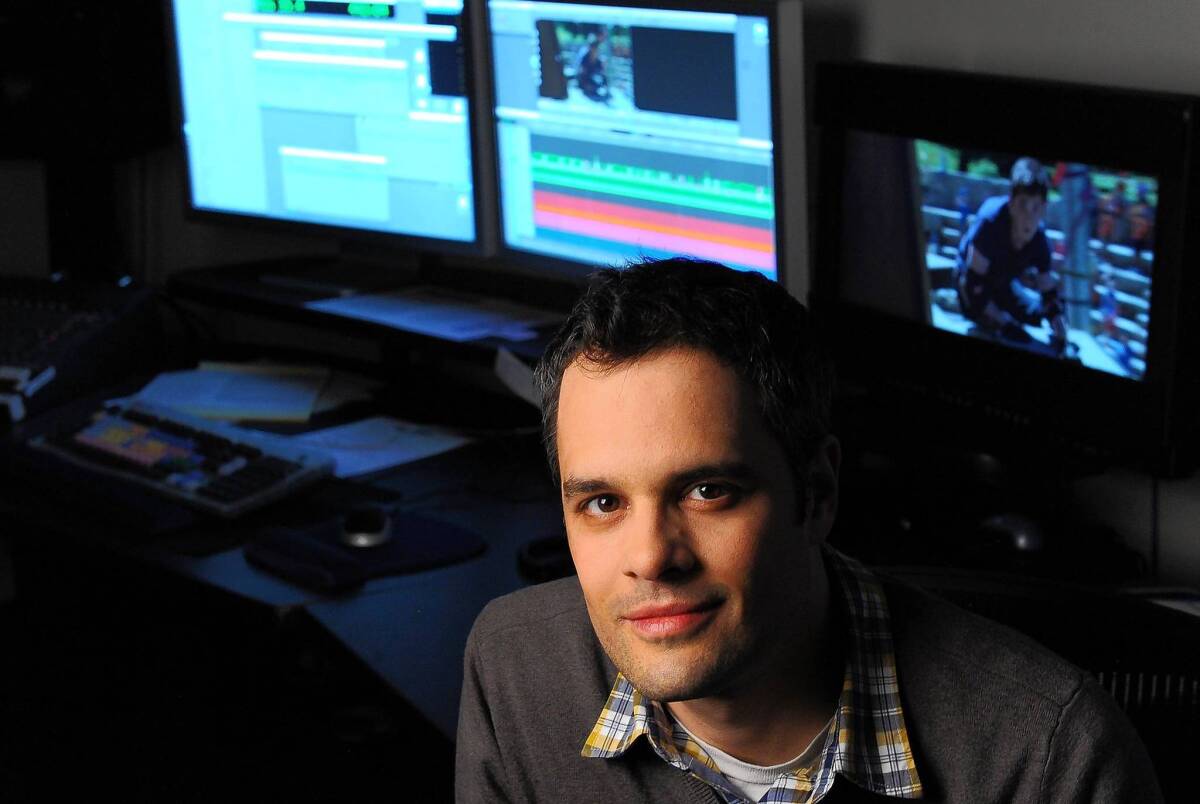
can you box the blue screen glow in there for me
[171,0,476,242]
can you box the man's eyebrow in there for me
[670,462,761,489]
[560,462,760,500]
[560,477,612,500]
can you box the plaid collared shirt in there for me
[581,547,923,803]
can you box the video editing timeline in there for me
[172,0,476,242]
[489,1,779,278]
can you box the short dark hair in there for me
[1010,157,1049,199]
[534,258,834,498]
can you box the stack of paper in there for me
[135,362,331,422]
[295,416,473,478]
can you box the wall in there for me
[810,0,1200,96]
[803,0,1200,585]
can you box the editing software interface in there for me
[838,132,1159,381]
[172,0,477,242]
[489,0,780,278]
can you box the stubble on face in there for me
[592,577,778,703]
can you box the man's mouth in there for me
[621,598,723,639]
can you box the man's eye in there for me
[584,495,621,515]
[686,483,730,501]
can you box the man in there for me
[955,157,1070,353]
[456,259,1160,802]
[574,30,611,104]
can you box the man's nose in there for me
[621,505,697,582]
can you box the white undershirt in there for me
[676,716,834,803]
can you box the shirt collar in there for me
[580,547,923,803]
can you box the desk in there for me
[0,388,563,798]
[0,262,575,797]
[302,485,564,736]
[146,445,565,739]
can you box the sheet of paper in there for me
[136,363,330,422]
[294,416,472,478]
[305,286,561,342]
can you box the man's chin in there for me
[623,665,716,703]
[611,640,739,702]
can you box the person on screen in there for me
[955,157,1070,353]
[456,258,1161,803]
[575,30,611,104]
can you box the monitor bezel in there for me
[162,0,499,260]
[812,61,1200,475]
[478,0,807,291]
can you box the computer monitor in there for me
[483,0,807,287]
[813,63,1200,475]
[167,0,493,254]
[852,138,1159,383]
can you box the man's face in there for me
[1009,191,1047,249]
[556,347,833,702]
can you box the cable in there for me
[139,153,149,283]
[150,288,221,350]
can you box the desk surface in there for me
[303,488,564,736]
[2,390,564,743]
[145,479,564,738]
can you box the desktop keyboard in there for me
[25,399,335,518]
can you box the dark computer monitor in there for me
[166,0,495,255]
[482,0,807,289]
[813,62,1200,475]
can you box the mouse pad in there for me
[244,513,486,593]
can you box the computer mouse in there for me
[340,504,393,549]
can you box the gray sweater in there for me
[456,575,1162,803]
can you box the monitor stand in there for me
[256,253,421,299]
[167,249,427,310]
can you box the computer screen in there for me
[486,0,805,283]
[837,134,1159,382]
[813,62,1200,474]
[169,0,482,247]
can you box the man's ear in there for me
[805,436,841,539]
